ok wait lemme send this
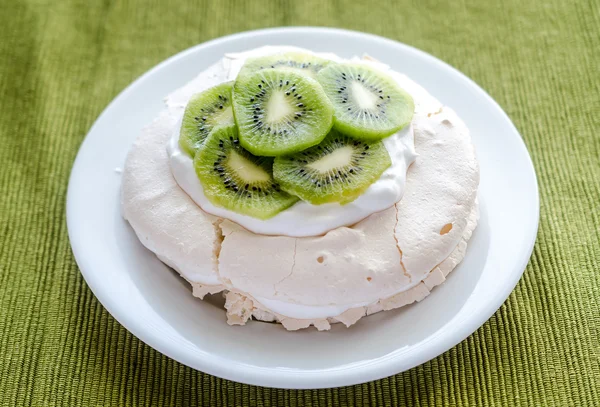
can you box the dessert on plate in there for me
[121,46,479,331]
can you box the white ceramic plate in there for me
[67,27,539,389]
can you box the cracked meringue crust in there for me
[219,200,477,330]
[121,48,480,330]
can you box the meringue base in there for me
[186,201,478,331]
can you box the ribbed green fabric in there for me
[1,0,598,405]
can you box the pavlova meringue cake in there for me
[121,46,479,331]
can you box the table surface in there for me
[1,0,598,406]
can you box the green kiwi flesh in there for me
[317,63,414,141]
[194,126,298,219]
[232,68,334,156]
[179,81,235,157]
[237,51,331,80]
[273,129,391,205]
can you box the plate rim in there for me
[67,26,539,389]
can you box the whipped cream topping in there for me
[167,47,417,237]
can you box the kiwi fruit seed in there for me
[194,126,299,219]
[179,81,235,157]
[273,129,391,205]
[237,51,331,80]
[232,68,334,157]
[317,63,414,141]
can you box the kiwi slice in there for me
[232,69,334,156]
[194,126,299,219]
[273,130,391,205]
[317,63,415,141]
[179,81,235,157]
[237,51,331,80]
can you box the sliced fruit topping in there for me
[237,51,331,80]
[194,126,298,219]
[317,63,414,141]
[179,81,235,157]
[232,68,334,156]
[273,129,391,205]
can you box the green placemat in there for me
[1,0,598,406]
